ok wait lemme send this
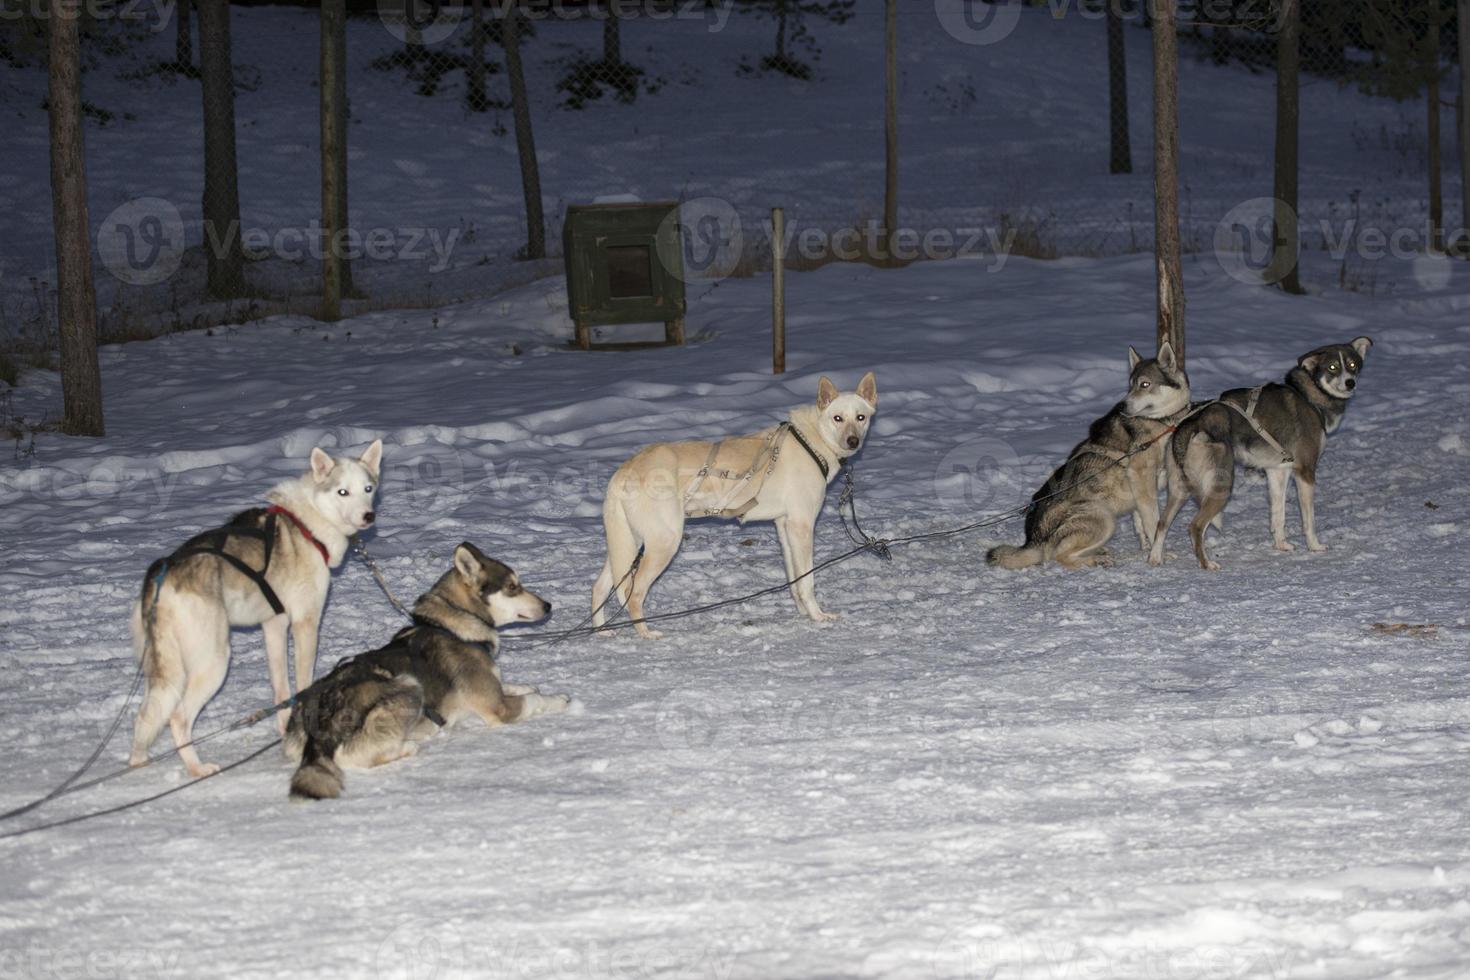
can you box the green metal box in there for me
[562,201,687,350]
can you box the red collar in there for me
[267,505,330,565]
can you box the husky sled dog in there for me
[284,543,565,800]
[128,441,383,777]
[592,372,878,639]
[1150,337,1372,570]
[987,344,1191,570]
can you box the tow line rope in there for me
[5,406,1228,838]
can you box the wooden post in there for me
[1459,0,1470,250]
[772,207,786,375]
[48,0,104,436]
[883,0,898,257]
[1267,0,1303,293]
[1151,0,1185,365]
[320,0,348,321]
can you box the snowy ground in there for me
[0,0,1460,337]
[3,248,1470,978]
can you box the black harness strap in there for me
[784,422,831,480]
[165,509,286,616]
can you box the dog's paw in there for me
[502,682,537,696]
[1307,540,1328,553]
[1147,550,1167,568]
[1202,559,1222,572]
[810,610,840,623]
[187,762,222,778]
[636,628,666,641]
[1273,539,1297,553]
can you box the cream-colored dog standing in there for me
[593,373,877,639]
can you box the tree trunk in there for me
[1151,0,1185,364]
[1107,0,1131,174]
[1459,0,1470,249]
[603,0,622,66]
[1428,0,1443,252]
[503,2,545,259]
[176,0,193,69]
[467,0,488,111]
[1268,0,1304,293]
[198,0,244,298]
[883,0,897,256]
[320,0,349,320]
[48,0,105,436]
[775,0,787,61]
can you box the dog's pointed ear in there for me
[359,439,383,475]
[1298,350,1321,371]
[1350,336,1373,358]
[856,371,877,406]
[1128,346,1142,371]
[1156,342,1177,372]
[310,447,334,481]
[454,542,485,581]
[817,376,839,410]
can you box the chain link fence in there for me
[0,0,1451,359]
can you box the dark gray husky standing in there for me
[1150,337,1372,570]
[988,344,1191,570]
[284,543,567,800]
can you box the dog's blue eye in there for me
[1139,381,1150,389]
[833,415,843,423]
[364,485,374,493]
[336,488,349,496]
[857,414,866,422]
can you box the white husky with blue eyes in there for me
[128,441,384,777]
[593,373,878,639]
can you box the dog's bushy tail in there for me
[289,738,344,801]
[986,543,1044,569]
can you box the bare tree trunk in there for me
[1428,0,1444,252]
[603,0,622,66]
[176,0,193,69]
[320,0,349,320]
[503,2,545,259]
[48,0,104,436]
[1152,0,1185,364]
[883,0,897,257]
[1459,0,1470,250]
[198,0,243,298]
[467,0,488,111]
[1268,0,1304,293]
[1107,0,1131,174]
[775,0,787,61]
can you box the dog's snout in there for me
[542,600,552,615]
[1345,378,1356,391]
[362,511,376,525]
[846,436,860,449]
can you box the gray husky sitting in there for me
[1150,337,1372,570]
[988,343,1191,570]
[284,543,567,800]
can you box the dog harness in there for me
[151,505,329,617]
[1221,387,1294,464]
[682,421,831,520]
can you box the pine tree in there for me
[734,0,855,79]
